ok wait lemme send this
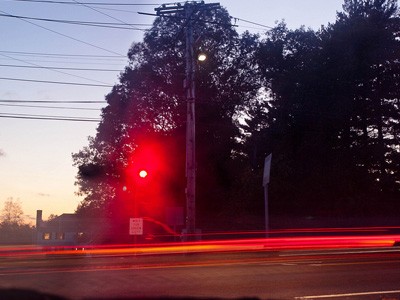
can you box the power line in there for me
[232,17,273,29]
[0,12,152,30]
[0,9,125,56]
[13,0,162,5]
[12,1,274,30]
[0,76,113,87]
[0,50,118,86]
[0,51,127,66]
[0,103,101,110]
[12,1,148,16]
[0,99,106,103]
[238,25,272,31]
[0,112,101,122]
[139,10,273,31]
[0,57,125,66]
[71,0,145,31]
[0,50,125,59]
[0,63,121,72]
[79,6,140,14]
[0,52,113,85]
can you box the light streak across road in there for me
[296,290,400,299]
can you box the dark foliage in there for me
[72,5,260,230]
[245,0,400,216]
[73,0,400,232]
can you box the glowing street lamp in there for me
[197,53,207,62]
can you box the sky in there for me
[0,0,345,223]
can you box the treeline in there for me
[0,224,35,245]
[73,0,400,230]
[0,199,35,244]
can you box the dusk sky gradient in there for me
[0,0,344,223]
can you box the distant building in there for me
[35,210,110,246]
[35,208,183,245]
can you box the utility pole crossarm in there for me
[155,2,220,16]
[154,4,185,16]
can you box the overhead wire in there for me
[0,13,152,30]
[87,6,144,14]
[0,63,121,72]
[231,16,274,30]
[0,103,101,110]
[0,113,101,122]
[0,99,105,122]
[0,50,127,67]
[10,0,272,30]
[12,3,146,15]
[0,76,113,87]
[0,2,274,124]
[138,8,273,32]
[0,4,137,88]
[12,0,162,5]
[0,50,125,59]
[0,9,125,56]
[0,99,106,103]
[0,52,113,85]
[0,57,126,66]
[71,0,146,32]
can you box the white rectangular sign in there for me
[129,218,143,235]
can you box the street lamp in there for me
[197,53,207,62]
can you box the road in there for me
[1,245,400,299]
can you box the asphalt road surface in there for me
[1,246,400,300]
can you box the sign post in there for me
[263,154,272,238]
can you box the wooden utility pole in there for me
[155,1,220,238]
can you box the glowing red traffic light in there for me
[139,170,148,178]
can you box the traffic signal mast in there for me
[155,2,220,238]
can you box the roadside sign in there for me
[129,218,143,235]
[263,153,272,186]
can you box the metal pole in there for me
[264,184,269,238]
[263,154,272,238]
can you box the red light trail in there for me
[0,228,399,259]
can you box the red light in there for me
[139,170,148,178]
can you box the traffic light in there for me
[122,167,149,191]
[139,170,148,178]
[125,141,165,182]
[122,140,170,215]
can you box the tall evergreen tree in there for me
[323,0,400,196]
[248,0,400,216]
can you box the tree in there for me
[1,198,24,227]
[246,0,400,216]
[0,199,34,244]
[322,0,400,196]
[72,5,261,229]
[47,214,58,222]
